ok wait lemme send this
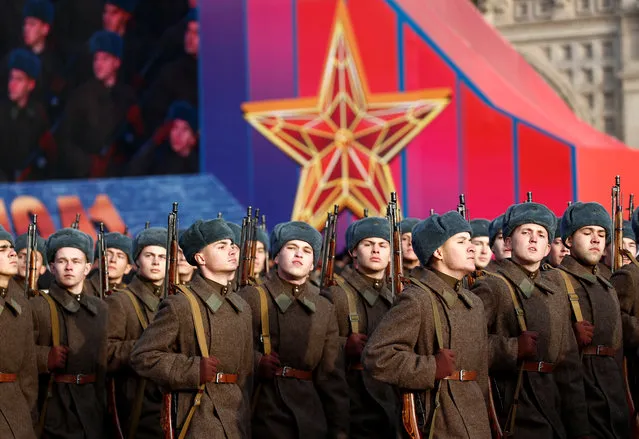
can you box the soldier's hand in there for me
[344,333,368,359]
[199,357,220,384]
[434,349,456,380]
[573,321,594,348]
[517,331,538,360]
[257,352,281,380]
[47,345,69,371]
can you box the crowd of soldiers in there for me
[2,195,639,439]
[0,0,199,182]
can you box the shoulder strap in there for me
[489,273,528,332]
[335,275,361,334]
[42,293,60,347]
[121,289,149,330]
[255,285,272,355]
[557,269,583,322]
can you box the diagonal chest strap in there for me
[37,293,60,438]
[489,273,528,332]
[335,274,361,334]
[121,289,149,330]
[255,285,271,355]
[557,269,583,322]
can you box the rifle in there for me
[145,221,150,229]
[25,214,39,297]
[363,208,369,218]
[162,202,179,439]
[457,194,468,220]
[319,205,339,289]
[71,213,80,229]
[629,194,635,222]
[429,208,435,216]
[261,215,269,276]
[97,223,110,299]
[387,192,403,296]
[526,191,533,203]
[239,207,260,286]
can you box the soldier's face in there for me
[0,240,18,278]
[401,233,418,262]
[170,120,197,156]
[434,232,475,276]
[184,21,199,56]
[491,231,511,261]
[352,237,390,275]
[23,17,49,47]
[623,238,637,265]
[135,246,167,284]
[8,69,35,103]
[177,248,196,276]
[253,241,266,276]
[17,248,45,278]
[547,237,570,267]
[195,239,238,276]
[93,52,120,82]
[275,240,314,281]
[471,236,492,269]
[50,247,91,290]
[102,4,129,33]
[506,224,550,265]
[566,226,606,266]
[107,248,132,280]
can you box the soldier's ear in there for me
[543,244,551,258]
[503,236,513,252]
[564,236,573,248]
[193,252,205,266]
[432,247,444,261]
[124,264,133,275]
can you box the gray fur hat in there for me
[133,227,168,261]
[624,220,636,242]
[346,217,390,251]
[15,233,47,264]
[225,222,241,245]
[0,225,14,246]
[470,219,490,238]
[412,211,471,266]
[561,202,611,245]
[503,202,556,242]
[488,215,505,248]
[399,217,420,235]
[179,219,235,266]
[46,228,94,264]
[256,228,269,251]
[270,221,322,265]
[103,232,133,263]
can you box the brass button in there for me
[374,281,381,289]
[593,266,598,275]
[293,286,299,294]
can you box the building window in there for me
[599,0,613,10]
[604,117,616,135]
[515,2,529,19]
[585,93,594,109]
[604,92,615,110]
[583,43,593,59]
[602,41,614,58]
[603,66,615,85]
[580,0,591,9]
[563,44,572,60]
[544,46,552,60]
[582,68,593,83]
[539,0,553,13]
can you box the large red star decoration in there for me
[242,0,451,229]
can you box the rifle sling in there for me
[409,277,443,439]
[37,293,60,438]
[175,285,209,439]
[335,275,361,335]
[255,285,271,355]
[557,269,584,322]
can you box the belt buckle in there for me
[459,369,466,381]
[215,372,223,383]
[596,345,605,355]
[75,374,82,385]
[537,362,544,373]
[281,366,290,378]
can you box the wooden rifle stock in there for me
[401,393,421,439]
[25,215,38,296]
[247,209,260,281]
[98,223,109,299]
[320,205,339,288]
[629,194,635,222]
[388,192,403,296]
[239,206,255,286]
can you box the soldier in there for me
[471,202,589,439]
[363,212,491,438]
[31,228,107,438]
[399,217,420,274]
[556,202,629,438]
[237,221,348,439]
[0,225,39,439]
[56,30,137,179]
[470,219,493,271]
[546,217,570,268]
[602,219,636,272]
[85,231,133,296]
[177,248,196,284]
[0,48,49,181]
[251,228,269,283]
[105,227,167,438]
[321,217,399,439]
[488,214,511,270]
[131,219,252,439]
[14,232,48,294]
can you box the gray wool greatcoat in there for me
[558,256,629,439]
[321,265,400,439]
[471,258,589,439]
[31,281,108,439]
[130,273,253,439]
[363,267,491,439]
[238,274,349,439]
[0,278,38,439]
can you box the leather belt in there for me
[274,366,313,381]
[0,373,17,383]
[582,345,616,357]
[443,370,477,381]
[53,373,97,384]
[213,373,238,384]
[522,361,555,373]
[349,362,364,371]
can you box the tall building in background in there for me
[480,0,639,148]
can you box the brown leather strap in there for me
[582,345,616,357]
[274,367,313,381]
[522,361,555,373]
[0,373,17,383]
[443,369,478,381]
[349,362,364,371]
[211,373,238,384]
[53,373,97,384]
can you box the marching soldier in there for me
[85,231,133,296]
[238,221,348,439]
[31,228,107,438]
[546,217,570,268]
[251,228,269,283]
[105,227,167,438]
[0,225,39,439]
[15,232,48,294]
[399,217,420,274]
[602,220,636,275]
[363,212,490,438]
[488,214,510,270]
[470,218,493,271]
[131,219,253,439]
[321,217,400,439]
[557,202,629,438]
[471,202,589,439]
